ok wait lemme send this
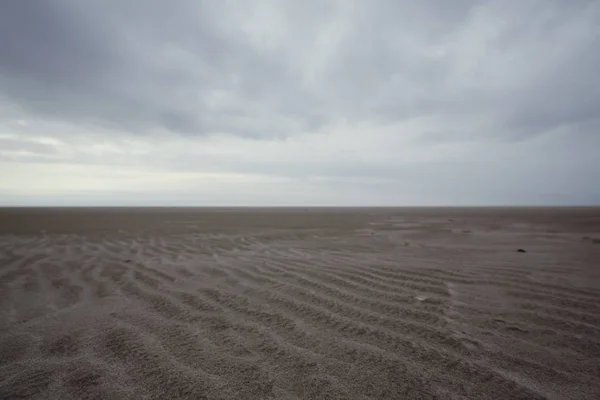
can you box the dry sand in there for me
[0,207,599,399]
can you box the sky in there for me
[1,0,599,206]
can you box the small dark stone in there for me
[124,259,132,263]
[516,249,526,253]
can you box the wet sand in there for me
[1,207,599,399]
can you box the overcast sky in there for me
[1,0,599,206]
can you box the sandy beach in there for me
[0,207,599,399]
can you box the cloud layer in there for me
[1,0,599,205]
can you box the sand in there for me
[0,207,599,399]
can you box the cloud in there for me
[0,0,599,205]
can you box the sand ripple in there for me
[1,208,599,399]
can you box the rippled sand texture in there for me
[1,208,599,399]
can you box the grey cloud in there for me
[0,137,59,156]
[2,1,599,141]
[0,1,315,136]
[347,1,600,141]
[1,1,599,205]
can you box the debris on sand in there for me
[582,236,600,244]
[516,249,526,253]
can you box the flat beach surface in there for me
[1,207,599,399]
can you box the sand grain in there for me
[1,207,599,399]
